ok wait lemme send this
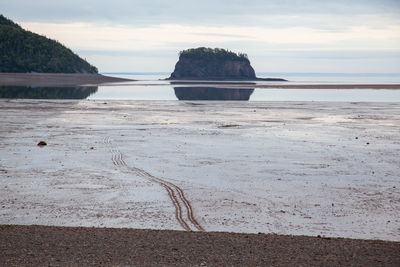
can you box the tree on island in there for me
[179,47,249,62]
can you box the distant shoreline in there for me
[103,82,400,90]
[165,77,288,81]
[214,83,400,89]
[0,73,133,87]
[1,73,399,89]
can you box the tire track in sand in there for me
[103,137,204,231]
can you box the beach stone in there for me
[37,141,47,146]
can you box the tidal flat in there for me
[0,100,399,241]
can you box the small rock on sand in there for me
[37,141,47,146]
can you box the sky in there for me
[2,0,400,73]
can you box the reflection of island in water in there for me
[174,87,254,101]
[0,86,98,99]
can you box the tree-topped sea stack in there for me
[0,15,98,73]
[168,47,255,80]
[168,47,286,81]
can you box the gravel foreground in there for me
[1,225,399,266]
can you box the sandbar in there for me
[0,73,133,87]
[103,81,400,89]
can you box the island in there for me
[167,47,286,81]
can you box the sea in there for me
[1,72,400,102]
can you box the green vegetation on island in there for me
[0,15,98,73]
[179,47,249,63]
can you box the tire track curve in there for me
[103,137,204,231]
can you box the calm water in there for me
[1,72,400,101]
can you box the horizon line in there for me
[101,72,400,76]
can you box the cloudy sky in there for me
[2,0,400,73]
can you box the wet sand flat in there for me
[0,100,399,242]
[0,73,132,86]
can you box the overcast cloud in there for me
[3,0,400,27]
[1,0,400,72]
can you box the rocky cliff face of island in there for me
[168,47,257,80]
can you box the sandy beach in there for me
[2,0,399,264]
[0,73,133,87]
